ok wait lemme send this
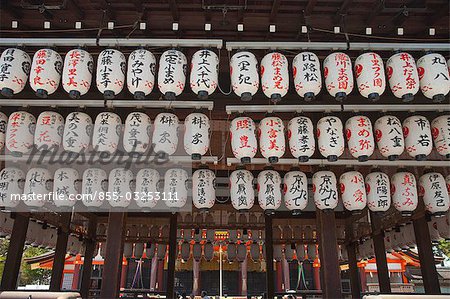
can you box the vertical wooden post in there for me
[264,214,275,299]
[100,212,126,298]
[50,213,71,291]
[370,212,391,293]
[413,216,441,294]
[80,216,97,298]
[166,213,178,297]
[347,242,362,298]
[316,210,342,298]
[0,213,29,290]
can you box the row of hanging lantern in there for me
[123,242,168,261]
[231,114,450,163]
[1,110,210,159]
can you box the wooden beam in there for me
[50,213,71,291]
[269,0,282,23]
[79,216,97,298]
[168,0,180,22]
[370,212,391,294]
[0,214,29,291]
[100,212,127,298]
[346,242,361,299]
[265,214,275,298]
[366,0,385,25]
[304,0,318,16]
[413,216,441,294]
[334,0,354,24]
[166,213,178,297]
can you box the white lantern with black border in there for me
[288,116,315,162]
[403,115,432,161]
[230,51,259,101]
[158,49,187,100]
[62,49,93,99]
[323,52,353,102]
[127,49,156,99]
[283,170,308,215]
[152,112,179,156]
[192,168,216,211]
[6,111,36,156]
[419,171,449,216]
[34,111,64,151]
[63,112,93,154]
[108,168,133,208]
[0,48,31,97]
[431,115,450,158]
[386,52,420,102]
[417,53,450,103]
[391,171,418,216]
[0,168,24,209]
[230,116,258,164]
[292,52,322,101]
[163,168,188,210]
[258,116,285,163]
[260,52,289,103]
[257,169,282,214]
[354,52,386,101]
[312,170,338,210]
[92,112,122,154]
[374,115,404,161]
[365,170,391,213]
[135,168,160,210]
[123,112,151,154]
[340,170,367,213]
[184,112,210,160]
[190,49,219,99]
[82,168,107,208]
[230,168,254,211]
[345,115,375,162]
[29,48,62,98]
[317,116,344,162]
[53,168,79,207]
[96,49,126,99]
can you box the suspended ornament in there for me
[135,169,160,209]
[123,112,151,154]
[374,115,404,161]
[29,49,62,98]
[258,116,285,163]
[0,112,7,152]
[6,111,35,156]
[260,52,289,102]
[127,49,156,99]
[190,49,219,99]
[257,169,282,214]
[204,242,214,261]
[62,49,93,99]
[288,116,315,162]
[152,112,179,156]
[292,52,321,101]
[391,171,418,216]
[235,243,246,262]
[163,168,188,209]
[230,116,258,164]
[123,243,133,258]
[283,171,308,215]
[339,171,367,213]
[184,112,210,160]
[134,243,144,259]
[417,53,450,103]
[82,168,107,207]
[0,48,31,97]
[273,244,283,262]
[180,241,190,261]
[34,111,64,151]
[403,115,432,161]
[250,243,260,261]
[284,244,295,262]
[108,168,133,208]
[96,49,126,99]
[158,49,187,100]
[317,116,344,162]
[296,244,306,261]
[386,52,419,102]
[23,168,52,208]
[230,51,259,101]
[227,243,237,262]
[419,172,449,216]
[0,168,25,209]
[230,169,254,211]
[312,170,338,210]
[365,171,391,213]
[345,115,375,162]
[63,112,93,154]
[92,112,122,154]
[431,115,450,158]
[191,243,201,262]
[307,244,316,260]
[53,168,79,207]
[192,168,216,211]
[323,52,353,102]
[354,52,386,101]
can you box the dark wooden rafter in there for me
[1,0,23,19]
[366,0,386,26]
[79,216,97,298]
[168,0,180,22]
[304,0,318,16]
[67,0,85,20]
[370,211,391,293]
[427,1,449,25]
[334,0,354,24]
[269,0,282,23]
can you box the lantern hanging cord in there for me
[217,114,231,163]
[217,49,233,96]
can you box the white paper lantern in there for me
[53,168,79,207]
[96,49,126,99]
[92,112,122,154]
[258,116,285,163]
[340,171,367,213]
[230,169,254,211]
[345,115,375,162]
[230,51,259,101]
[386,52,420,102]
[0,48,31,97]
[6,111,36,156]
[260,52,289,102]
[312,170,338,210]
[184,112,210,160]
[419,172,449,216]
[365,171,391,213]
[82,168,107,207]
[158,49,187,100]
[292,52,321,101]
[152,112,179,156]
[374,115,404,161]
[0,168,24,209]
[431,115,450,158]
[257,169,282,214]
[288,116,315,162]
[23,168,52,208]
[163,168,188,209]
[63,112,93,153]
[127,49,156,99]
[317,116,344,161]
[192,168,215,211]
[29,49,62,98]
[403,115,432,161]
[230,116,258,164]
[123,112,151,154]
[283,171,308,215]
[34,111,64,151]
[190,49,219,99]
[135,168,160,209]
[391,171,418,216]
[354,52,386,101]
[0,112,7,152]
[108,168,133,208]
[62,49,93,99]
[417,53,449,102]
[323,52,353,102]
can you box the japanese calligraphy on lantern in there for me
[317,116,344,161]
[323,52,353,101]
[365,171,391,212]
[135,168,160,209]
[163,168,188,209]
[417,53,449,103]
[292,52,322,101]
[63,112,93,153]
[431,115,450,158]
[23,168,52,208]
[374,115,404,161]
[53,168,79,207]
[92,112,122,154]
[123,112,152,154]
[283,171,308,213]
[108,168,133,208]
[230,51,259,101]
[419,172,449,216]
[354,52,386,101]
[184,112,210,160]
[82,168,107,207]
[230,116,258,164]
[127,49,156,99]
[158,49,187,100]
[391,171,418,216]
[34,111,64,151]
[230,169,254,211]
[192,168,216,211]
[312,170,338,210]
[288,116,315,162]
[190,49,219,99]
[6,111,36,156]
[29,48,62,98]
[261,52,289,102]
[345,115,374,162]
[152,112,179,156]
[340,171,367,213]
[62,49,93,99]
[259,116,285,163]
[403,115,432,161]
[0,48,31,97]
[0,168,24,208]
[257,169,282,212]
[96,49,126,99]
[386,52,419,102]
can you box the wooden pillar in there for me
[100,212,126,299]
[0,214,29,290]
[347,242,362,299]
[413,216,441,294]
[316,209,342,298]
[264,214,275,299]
[193,259,200,295]
[370,212,391,293]
[166,213,178,298]
[79,217,97,298]
[50,213,71,291]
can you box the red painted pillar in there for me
[276,261,283,292]
[120,260,127,289]
[157,260,164,291]
[313,265,321,290]
[71,263,81,290]
[359,265,367,293]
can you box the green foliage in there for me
[437,239,450,258]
